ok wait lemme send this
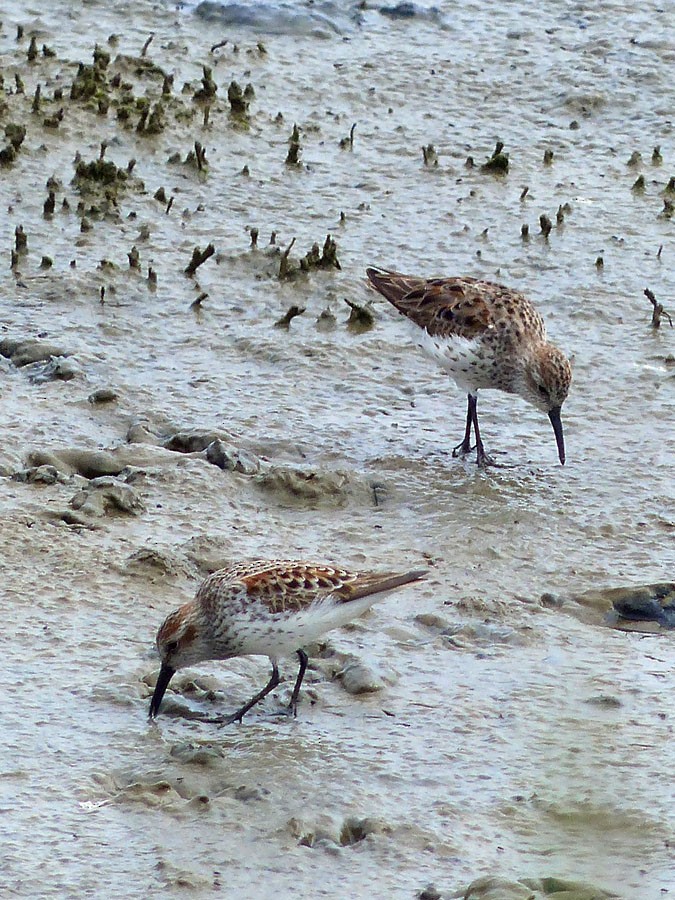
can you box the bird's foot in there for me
[201,703,296,725]
[197,709,245,726]
[266,703,296,720]
[219,711,245,727]
[475,444,503,468]
[452,439,475,459]
[476,452,498,467]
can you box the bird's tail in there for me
[337,568,427,603]
[365,266,421,307]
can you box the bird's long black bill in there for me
[149,663,176,719]
[548,406,565,465]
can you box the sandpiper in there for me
[366,267,572,466]
[149,560,426,723]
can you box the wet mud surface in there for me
[1,1,674,897]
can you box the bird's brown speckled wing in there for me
[238,562,356,613]
[366,267,542,340]
[202,560,425,615]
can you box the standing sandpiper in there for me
[149,560,426,724]
[366,267,572,466]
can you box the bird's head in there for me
[148,603,206,718]
[523,344,572,464]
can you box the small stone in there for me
[463,875,533,899]
[480,146,509,173]
[205,440,260,475]
[418,886,442,900]
[12,464,62,485]
[337,660,384,695]
[585,694,622,708]
[169,742,226,766]
[127,421,163,444]
[5,123,27,150]
[422,144,438,167]
[14,225,27,252]
[339,816,387,846]
[126,547,185,577]
[274,305,305,328]
[70,478,145,517]
[28,356,81,382]
[6,339,69,366]
[164,430,228,454]
[415,612,450,629]
[344,298,375,332]
[88,387,119,404]
[316,307,337,332]
[232,784,268,802]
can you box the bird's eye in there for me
[165,640,179,654]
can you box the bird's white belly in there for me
[413,325,491,393]
[230,594,385,661]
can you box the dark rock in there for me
[27,356,81,383]
[339,816,388,845]
[205,439,260,474]
[164,429,233,453]
[610,585,675,627]
[418,886,442,900]
[557,582,675,632]
[379,2,445,25]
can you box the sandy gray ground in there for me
[1,1,674,897]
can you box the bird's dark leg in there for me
[288,649,309,717]
[452,394,475,458]
[469,395,498,467]
[210,661,281,725]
